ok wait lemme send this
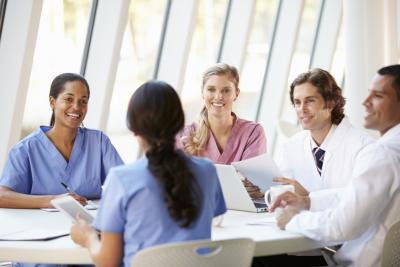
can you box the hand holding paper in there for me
[232,153,283,192]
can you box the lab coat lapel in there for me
[322,118,351,171]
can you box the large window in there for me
[239,0,279,121]
[180,0,229,126]
[280,0,322,125]
[0,0,6,41]
[331,21,345,90]
[106,0,168,162]
[21,0,92,138]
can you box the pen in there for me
[60,182,75,194]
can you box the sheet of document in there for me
[41,200,99,212]
[232,153,283,192]
[247,216,276,226]
[0,228,69,241]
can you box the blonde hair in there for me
[194,63,240,152]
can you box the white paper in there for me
[41,200,99,212]
[0,228,69,241]
[232,153,283,192]
[247,216,276,226]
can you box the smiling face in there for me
[202,74,239,118]
[293,82,333,133]
[50,81,89,130]
[363,74,400,135]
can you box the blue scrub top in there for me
[0,126,123,199]
[94,153,227,267]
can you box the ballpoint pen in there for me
[60,182,75,194]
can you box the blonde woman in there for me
[177,63,267,198]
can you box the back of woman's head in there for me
[127,80,200,228]
[49,73,90,127]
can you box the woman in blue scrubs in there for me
[70,80,227,267]
[0,73,123,209]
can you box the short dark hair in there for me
[377,65,400,101]
[126,80,200,228]
[290,68,345,125]
[49,73,90,127]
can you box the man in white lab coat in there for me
[271,65,400,267]
[275,69,373,207]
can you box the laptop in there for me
[215,164,267,213]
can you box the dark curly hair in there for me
[377,65,400,101]
[290,68,345,125]
[126,80,200,228]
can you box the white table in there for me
[0,209,328,264]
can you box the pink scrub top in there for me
[177,116,267,164]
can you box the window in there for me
[0,0,7,42]
[21,0,92,138]
[180,0,229,125]
[280,0,322,124]
[330,21,345,90]
[239,0,279,121]
[106,0,168,162]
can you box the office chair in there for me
[131,238,255,267]
[381,220,400,267]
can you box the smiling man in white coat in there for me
[275,69,373,208]
[271,64,400,267]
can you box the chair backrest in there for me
[382,220,400,267]
[131,238,255,267]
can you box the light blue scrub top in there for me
[0,126,124,199]
[94,154,227,267]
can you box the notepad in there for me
[0,229,69,241]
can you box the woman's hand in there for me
[51,193,87,208]
[273,177,309,196]
[70,215,97,248]
[180,130,200,156]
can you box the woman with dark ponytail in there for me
[70,80,227,267]
[0,73,123,210]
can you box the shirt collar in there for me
[310,123,338,150]
[379,123,400,143]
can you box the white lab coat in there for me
[286,123,400,267]
[278,117,373,209]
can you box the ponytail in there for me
[193,106,210,153]
[127,80,201,227]
[146,138,200,228]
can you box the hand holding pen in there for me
[59,182,88,206]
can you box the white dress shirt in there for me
[285,123,400,267]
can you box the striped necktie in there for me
[312,147,325,175]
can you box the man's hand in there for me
[273,177,309,196]
[269,191,310,212]
[275,205,303,230]
[242,178,264,199]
